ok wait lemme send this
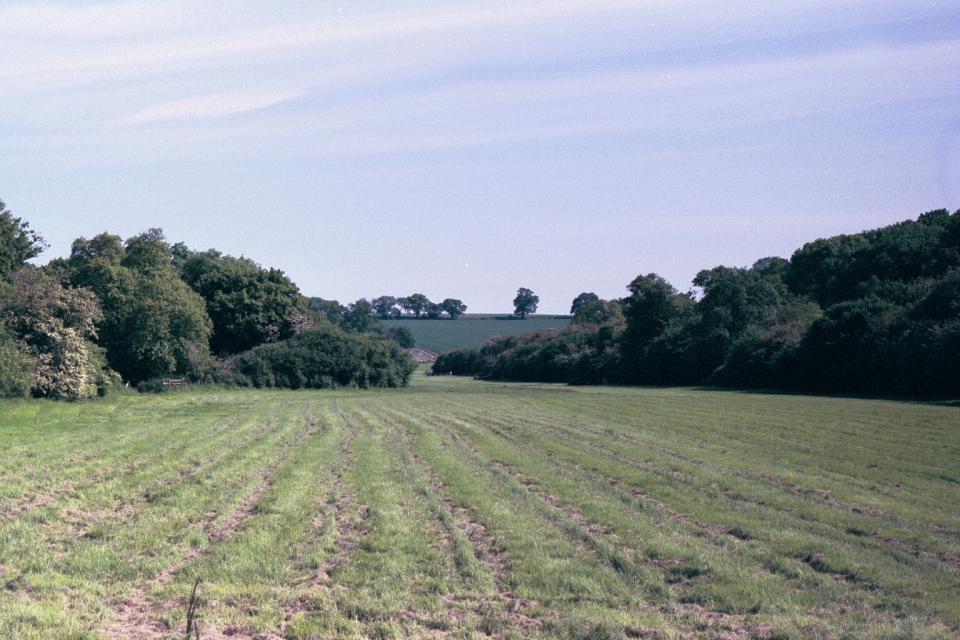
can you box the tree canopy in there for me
[366,293,467,319]
[174,246,307,354]
[52,230,213,383]
[0,200,47,281]
[402,293,431,318]
[513,287,539,319]
[1,196,432,395]
[438,209,960,397]
[2,194,955,398]
[233,328,415,389]
[1,267,115,399]
[340,299,379,333]
[570,292,621,325]
[383,325,415,347]
[308,297,345,326]
[441,298,467,319]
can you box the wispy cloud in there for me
[0,1,195,39]
[118,90,303,125]
[109,37,958,156]
[0,0,639,83]
[1,0,943,88]
[2,0,958,162]
[2,1,957,312]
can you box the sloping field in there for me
[380,315,570,353]
[0,378,958,639]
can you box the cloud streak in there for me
[118,90,304,125]
[0,0,640,83]
[0,1,196,39]
[2,0,958,161]
[1,1,957,312]
[92,37,960,159]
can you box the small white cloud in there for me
[118,90,302,125]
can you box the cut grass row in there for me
[0,377,957,638]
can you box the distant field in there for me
[381,314,570,353]
[1,378,958,638]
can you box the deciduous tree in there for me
[308,298,345,326]
[176,246,307,354]
[372,295,400,319]
[570,292,614,324]
[341,298,379,333]
[384,326,415,347]
[440,298,467,319]
[1,267,114,399]
[404,293,431,318]
[513,288,539,319]
[55,230,213,383]
[0,199,47,281]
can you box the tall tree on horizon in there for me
[513,287,539,319]
[440,298,467,319]
[403,293,431,318]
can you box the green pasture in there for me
[0,376,957,638]
[380,315,570,353]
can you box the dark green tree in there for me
[340,299,379,333]
[427,209,960,396]
[176,247,307,354]
[795,297,903,393]
[570,292,617,324]
[570,292,600,315]
[55,230,213,383]
[233,328,415,389]
[384,326,415,348]
[403,293,431,318]
[371,296,400,319]
[678,264,791,378]
[619,274,692,381]
[308,298,345,326]
[621,275,685,347]
[714,301,821,389]
[0,325,33,398]
[440,298,467,319]
[0,199,47,281]
[513,288,539,319]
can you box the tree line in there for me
[0,199,414,399]
[308,287,544,331]
[434,209,960,398]
[309,294,467,325]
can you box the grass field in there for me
[0,377,958,639]
[380,315,570,353]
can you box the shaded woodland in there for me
[0,200,413,398]
[435,209,960,397]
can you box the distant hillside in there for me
[381,315,570,353]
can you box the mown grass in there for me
[0,376,957,639]
[380,315,569,353]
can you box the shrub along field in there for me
[0,376,957,639]
[380,315,570,353]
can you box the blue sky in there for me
[1,1,958,312]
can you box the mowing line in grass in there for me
[100,399,316,637]
[385,403,668,638]
[402,392,956,636]
[1,380,956,639]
